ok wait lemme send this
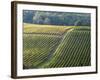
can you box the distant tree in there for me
[74,19,81,26]
[44,18,51,24]
[23,10,34,23]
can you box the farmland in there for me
[23,23,91,69]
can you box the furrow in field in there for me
[23,34,61,68]
[23,25,91,69]
[45,27,90,68]
[44,28,74,67]
[35,28,73,68]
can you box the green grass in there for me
[23,23,91,69]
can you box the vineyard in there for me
[23,24,91,69]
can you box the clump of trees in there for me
[23,10,91,26]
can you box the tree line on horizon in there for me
[23,10,91,26]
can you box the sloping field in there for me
[43,27,91,68]
[24,23,73,35]
[23,24,91,69]
[23,34,62,69]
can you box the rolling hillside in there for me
[23,24,91,69]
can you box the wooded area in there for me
[23,10,91,26]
